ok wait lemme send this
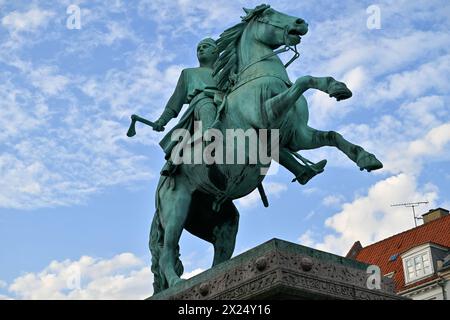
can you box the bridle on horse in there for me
[236,11,301,80]
[254,15,301,68]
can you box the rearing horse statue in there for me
[148,4,382,294]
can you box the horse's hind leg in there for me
[289,124,383,172]
[158,176,192,287]
[279,148,327,185]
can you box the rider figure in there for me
[153,38,326,184]
[152,38,220,176]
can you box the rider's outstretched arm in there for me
[156,70,188,127]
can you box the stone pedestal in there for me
[150,238,405,300]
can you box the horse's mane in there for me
[213,4,270,92]
[212,22,246,92]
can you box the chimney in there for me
[346,241,363,259]
[422,208,449,224]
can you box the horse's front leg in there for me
[265,76,352,123]
[302,76,353,101]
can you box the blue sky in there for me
[0,0,449,299]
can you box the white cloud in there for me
[0,3,201,210]
[301,187,320,196]
[407,123,450,158]
[8,253,153,300]
[304,210,317,221]
[0,129,154,209]
[398,95,447,130]
[368,54,450,104]
[68,20,140,52]
[103,21,138,46]
[78,46,184,121]
[2,8,54,33]
[138,0,239,36]
[0,80,46,143]
[322,194,345,207]
[181,268,204,279]
[290,1,450,128]
[0,56,156,209]
[302,173,438,255]
[6,252,208,299]
[304,117,450,255]
[298,229,315,247]
[374,121,450,176]
[29,66,70,96]
[237,182,288,209]
[285,2,450,181]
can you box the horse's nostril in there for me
[296,18,305,24]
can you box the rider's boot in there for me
[291,159,327,185]
[278,148,327,185]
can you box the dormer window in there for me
[404,252,432,281]
[402,245,434,284]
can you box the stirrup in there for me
[161,161,177,176]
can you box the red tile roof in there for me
[346,214,450,292]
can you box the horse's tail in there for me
[149,212,165,294]
[149,179,184,294]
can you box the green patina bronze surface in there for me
[127,4,383,294]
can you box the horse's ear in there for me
[243,7,251,14]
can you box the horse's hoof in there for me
[168,277,185,288]
[356,152,383,172]
[328,82,352,101]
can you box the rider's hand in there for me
[153,119,165,132]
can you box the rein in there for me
[237,44,298,78]
[254,17,301,68]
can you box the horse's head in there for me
[243,4,308,48]
[214,4,309,91]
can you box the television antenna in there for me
[391,201,429,227]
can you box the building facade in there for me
[346,208,450,300]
